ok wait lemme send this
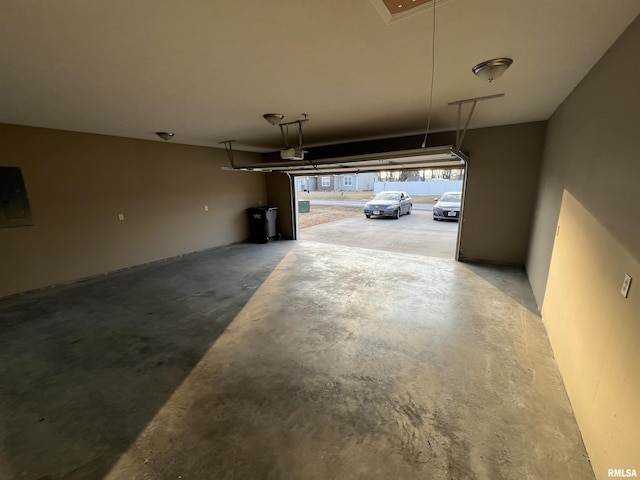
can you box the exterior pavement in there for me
[310,199,434,211]
[301,209,458,259]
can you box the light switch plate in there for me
[118,213,125,221]
[621,274,632,298]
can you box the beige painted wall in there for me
[527,15,640,479]
[453,123,546,266]
[425,123,546,266]
[0,124,267,298]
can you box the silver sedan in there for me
[364,191,413,219]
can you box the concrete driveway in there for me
[310,199,434,211]
[300,210,459,258]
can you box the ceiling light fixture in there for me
[263,113,285,125]
[155,132,175,141]
[472,58,513,83]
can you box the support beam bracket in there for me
[448,93,505,150]
[219,140,237,169]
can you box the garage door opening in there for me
[221,144,469,256]
[295,166,466,260]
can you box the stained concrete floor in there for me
[0,240,595,479]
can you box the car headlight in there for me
[386,205,396,210]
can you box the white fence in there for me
[374,180,463,196]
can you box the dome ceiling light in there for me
[262,113,285,126]
[155,132,175,141]
[472,58,513,83]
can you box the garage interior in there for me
[1,2,639,479]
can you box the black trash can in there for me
[247,207,278,243]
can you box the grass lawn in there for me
[298,205,361,229]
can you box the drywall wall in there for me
[398,124,546,267]
[527,14,640,479]
[0,124,266,297]
[451,123,546,266]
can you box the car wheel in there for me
[433,216,438,221]
[395,208,401,219]
[407,204,412,215]
[365,214,371,218]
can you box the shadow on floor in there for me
[0,241,293,480]
[102,241,594,479]
[461,262,540,316]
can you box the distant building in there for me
[297,173,377,192]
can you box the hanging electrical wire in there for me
[421,0,438,148]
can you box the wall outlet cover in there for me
[621,274,632,298]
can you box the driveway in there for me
[310,199,433,211]
[300,210,458,258]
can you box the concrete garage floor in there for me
[0,240,595,479]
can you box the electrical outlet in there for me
[621,274,632,298]
[204,205,209,212]
[118,213,125,221]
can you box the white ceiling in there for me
[1,1,639,152]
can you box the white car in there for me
[433,192,461,221]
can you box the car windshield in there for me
[374,192,400,201]
[440,193,461,203]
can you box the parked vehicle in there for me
[364,191,412,219]
[433,192,461,221]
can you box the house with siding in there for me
[315,173,377,192]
